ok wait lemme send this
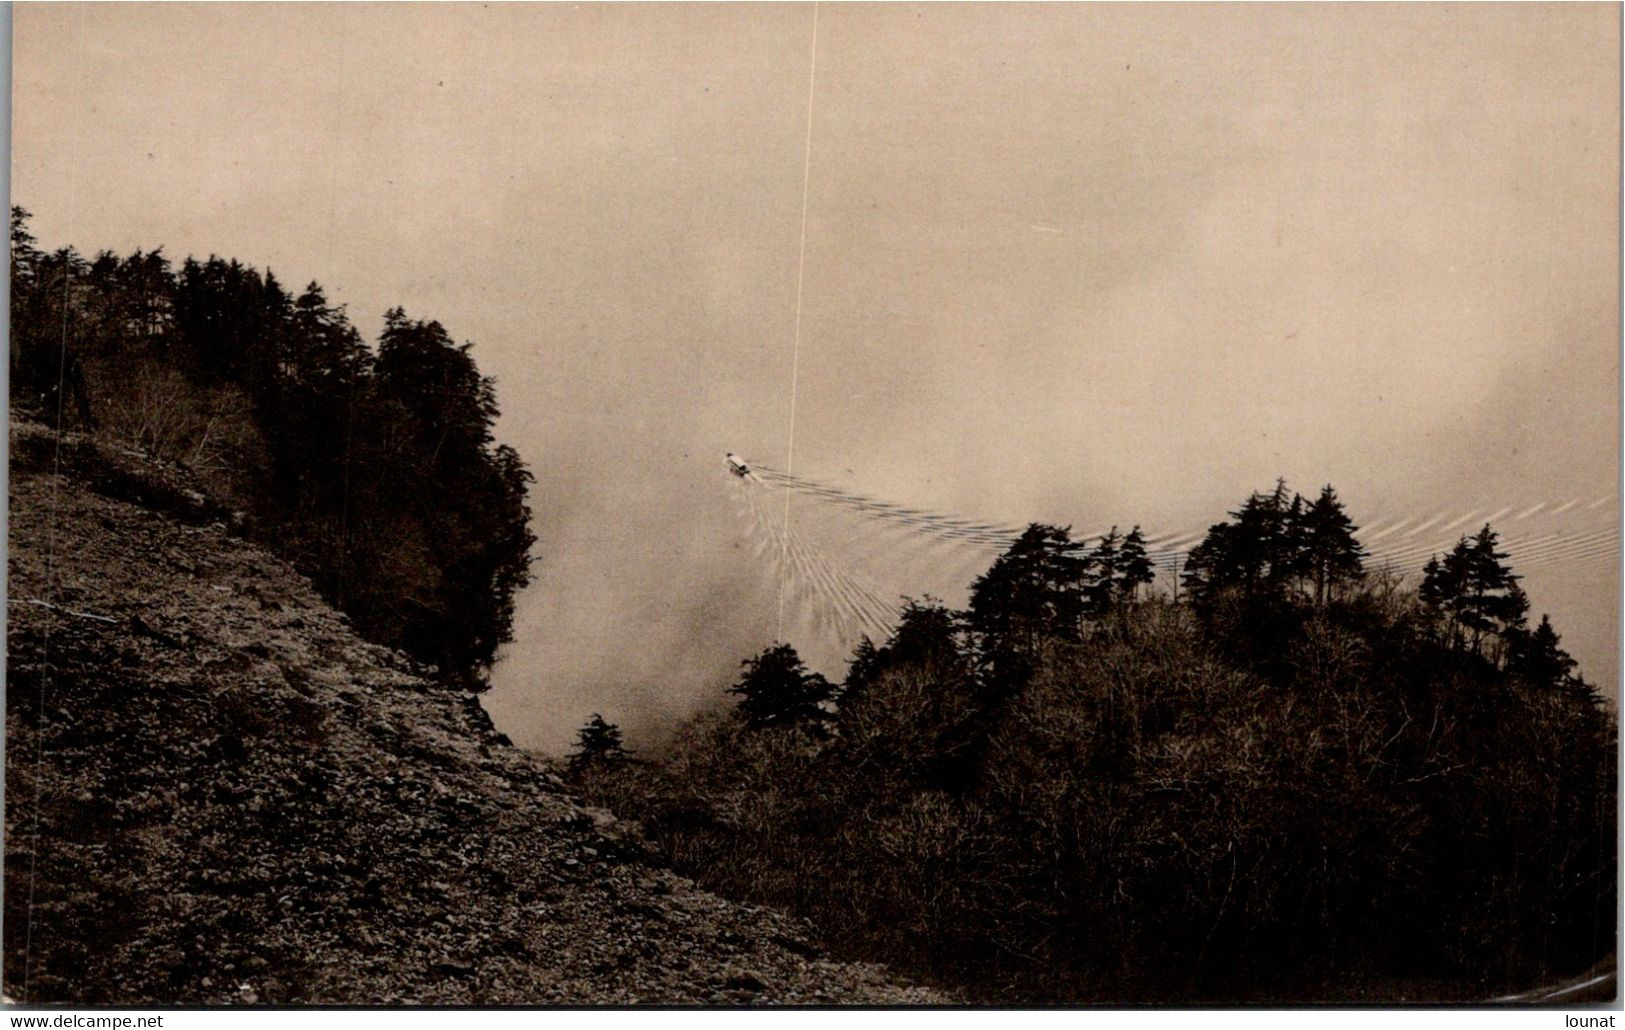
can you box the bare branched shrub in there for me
[85,353,265,506]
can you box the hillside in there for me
[578,510,1615,1003]
[3,420,943,1005]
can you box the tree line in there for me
[9,207,534,683]
[572,481,1614,1001]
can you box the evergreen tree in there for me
[841,636,884,703]
[355,308,535,677]
[10,210,96,425]
[841,598,967,706]
[730,643,835,729]
[172,256,283,392]
[1181,521,1234,606]
[1506,614,1578,690]
[288,283,370,387]
[9,211,536,687]
[1420,525,1528,656]
[373,308,496,465]
[1417,554,1454,615]
[1243,479,1298,592]
[1181,482,1364,607]
[103,248,176,342]
[966,523,1087,680]
[578,480,1617,999]
[267,283,369,506]
[1116,526,1156,602]
[1298,485,1366,604]
[566,713,630,776]
[886,597,966,671]
[10,206,40,292]
[1182,480,1301,605]
[1079,525,1156,616]
[1081,527,1122,617]
[8,207,45,399]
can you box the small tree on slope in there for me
[567,713,630,776]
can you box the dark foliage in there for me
[1297,485,1366,605]
[965,523,1087,687]
[841,597,969,702]
[1114,526,1156,600]
[837,599,982,793]
[8,207,534,683]
[566,714,631,778]
[582,485,1616,1003]
[1082,525,1156,617]
[1420,524,1529,663]
[1506,615,1581,691]
[730,644,835,730]
[1182,480,1366,611]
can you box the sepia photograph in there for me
[3,1,1619,1010]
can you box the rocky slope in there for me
[3,421,943,1005]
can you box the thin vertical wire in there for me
[777,2,819,642]
[23,1,90,1003]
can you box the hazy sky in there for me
[14,3,1620,753]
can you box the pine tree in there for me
[966,523,1087,679]
[8,214,535,689]
[1298,485,1365,604]
[841,598,967,704]
[288,283,371,388]
[358,308,535,677]
[10,210,96,425]
[1081,526,1122,617]
[1244,479,1298,592]
[887,597,966,671]
[1181,481,1301,605]
[567,713,630,776]
[1421,524,1527,657]
[841,636,883,704]
[1418,554,1453,615]
[730,643,835,729]
[1116,526,1155,602]
[8,207,43,394]
[1079,525,1155,616]
[1506,614,1578,689]
[1181,521,1234,606]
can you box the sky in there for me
[12,3,1620,754]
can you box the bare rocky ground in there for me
[3,421,944,1005]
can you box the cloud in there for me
[13,4,1618,752]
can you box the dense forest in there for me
[575,483,1616,1002]
[11,207,1612,1003]
[8,208,534,685]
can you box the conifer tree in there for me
[10,210,96,425]
[967,523,1087,678]
[1182,480,1301,604]
[841,636,884,704]
[1298,485,1365,604]
[8,210,536,687]
[730,643,835,729]
[1079,525,1156,616]
[1420,524,1527,656]
[841,598,967,703]
[1116,526,1156,602]
[1506,614,1579,690]
[887,597,966,672]
[1081,527,1122,617]
[567,713,630,776]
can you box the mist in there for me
[13,3,1618,755]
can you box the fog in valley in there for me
[15,3,1619,755]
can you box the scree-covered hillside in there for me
[3,420,943,1005]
